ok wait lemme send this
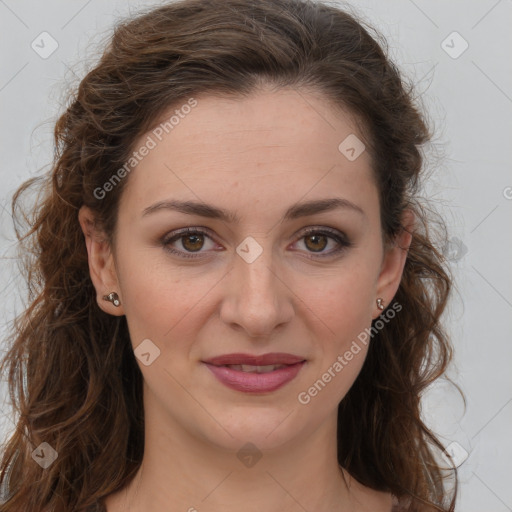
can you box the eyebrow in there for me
[141,197,365,222]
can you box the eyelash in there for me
[161,227,353,260]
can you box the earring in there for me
[103,292,121,307]
[376,298,385,310]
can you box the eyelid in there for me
[291,226,352,257]
[161,226,220,255]
[161,225,352,259]
[298,226,349,241]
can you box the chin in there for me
[196,402,309,453]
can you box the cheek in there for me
[294,264,377,339]
[291,263,376,403]
[116,250,209,347]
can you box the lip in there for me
[204,353,305,366]
[203,353,306,393]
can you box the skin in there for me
[79,86,413,512]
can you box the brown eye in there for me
[294,228,352,258]
[304,233,328,252]
[162,228,218,259]
[181,233,205,252]
[162,227,351,260]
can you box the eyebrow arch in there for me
[141,197,365,222]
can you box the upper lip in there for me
[204,353,305,366]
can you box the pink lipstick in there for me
[203,353,305,393]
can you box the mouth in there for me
[203,353,306,393]
[218,364,289,373]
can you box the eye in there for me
[292,227,352,258]
[161,227,219,259]
[161,226,352,260]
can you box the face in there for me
[80,87,410,454]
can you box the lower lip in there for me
[204,362,305,393]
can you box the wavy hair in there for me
[0,0,457,510]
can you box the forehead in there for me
[119,87,378,222]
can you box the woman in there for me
[0,0,457,510]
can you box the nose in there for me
[219,240,295,339]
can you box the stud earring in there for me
[376,298,385,310]
[103,292,121,307]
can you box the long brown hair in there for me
[0,0,457,510]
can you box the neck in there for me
[106,406,359,511]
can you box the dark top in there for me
[91,494,409,511]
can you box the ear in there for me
[78,206,124,316]
[373,208,415,319]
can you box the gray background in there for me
[1,0,511,510]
